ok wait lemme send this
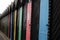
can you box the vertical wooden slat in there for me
[26,1,32,40]
[39,0,49,40]
[18,7,23,40]
[14,10,17,40]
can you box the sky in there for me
[0,0,14,14]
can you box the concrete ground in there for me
[0,31,9,40]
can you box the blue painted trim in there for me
[39,0,49,40]
[10,12,13,40]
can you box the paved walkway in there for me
[0,31,9,40]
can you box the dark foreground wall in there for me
[49,0,60,40]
